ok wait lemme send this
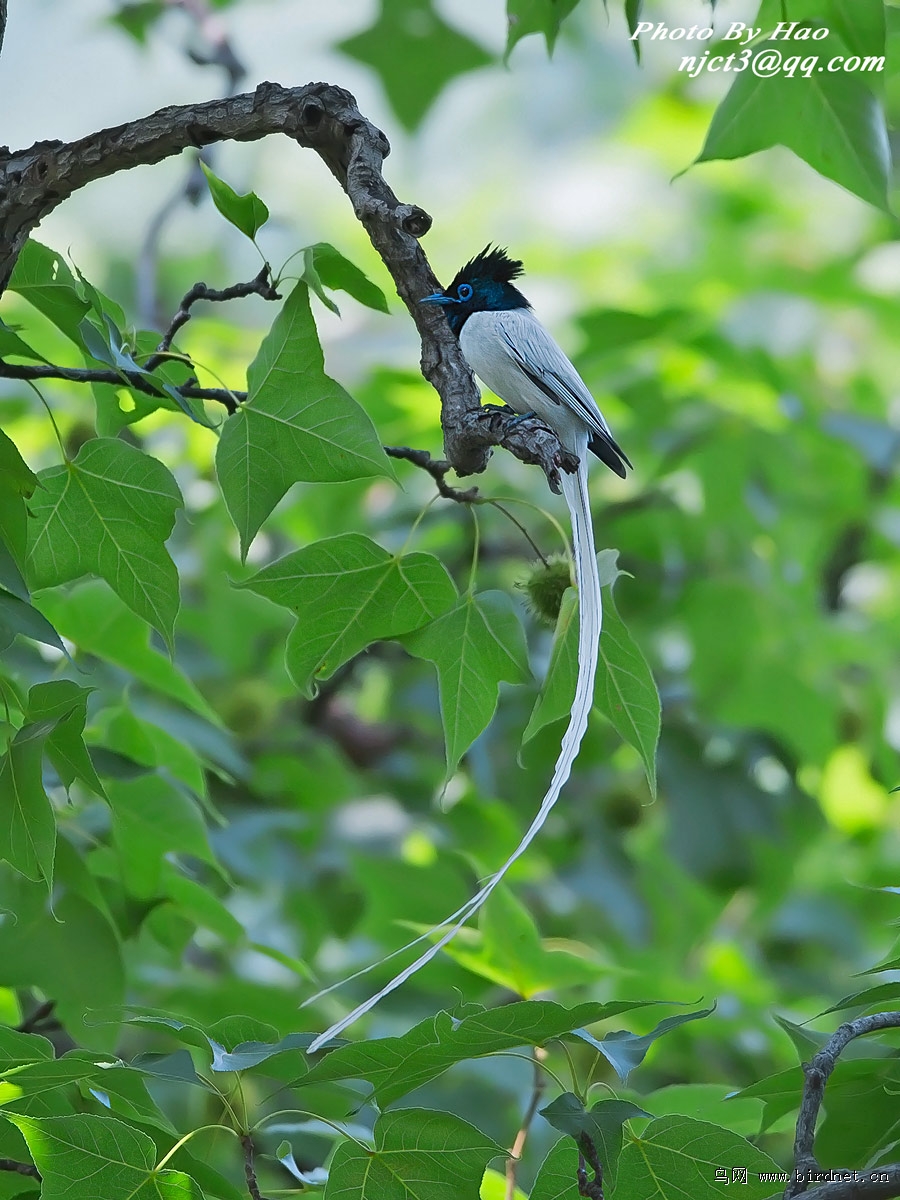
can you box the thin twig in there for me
[786,1012,900,1200]
[505,1048,547,1200]
[384,445,480,502]
[0,360,242,412]
[145,265,280,369]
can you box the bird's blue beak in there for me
[421,292,453,306]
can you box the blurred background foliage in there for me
[1,0,900,1196]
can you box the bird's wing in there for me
[495,309,611,436]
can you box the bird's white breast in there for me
[459,309,590,453]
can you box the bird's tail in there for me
[305,439,600,1053]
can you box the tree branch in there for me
[0,0,7,58]
[384,445,480,502]
[0,360,242,413]
[506,1048,546,1200]
[240,1134,263,1200]
[786,1012,900,1200]
[0,81,573,486]
[0,1159,40,1180]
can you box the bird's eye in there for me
[457,283,473,301]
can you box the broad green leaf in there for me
[0,591,69,657]
[35,582,219,724]
[755,0,885,60]
[820,981,900,1014]
[573,1007,715,1081]
[240,533,457,696]
[107,776,218,899]
[0,318,43,361]
[324,1108,502,1200]
[435,886,604,995]
[636,1084,763,1137]
[403,591,530,776]
[0,723,55,890]
[506,0,580,58]
[7,1113,202,1200]
[0,859,123,1050]
[0,429,37,505]
[216,282,392,556]
[522,587,578,746]
[614,1116,782,1200]
[302,242,389,314]
[0,1026,55,1067]
[523,560,660,796]
[539,1095,650,1191]
[0,430,38,599]
[530,1137,580,1200]
[303,1000,660,1106]
[696,36,890,211]
[595,555,660,798]
[26,440,183,649]
[339,0,493,131]
[7,241,90,346]
[27,681,105,799]
[200,162,269,240]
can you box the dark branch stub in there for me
[0,80,573,488]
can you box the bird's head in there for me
[421,245,531,334]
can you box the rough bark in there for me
[0,81,574,485]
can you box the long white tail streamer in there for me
[306,438,600,1053]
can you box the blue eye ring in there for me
[457,283,473,301]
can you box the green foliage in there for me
[200,163,269,243]
[2,2,900,1197]
[216,281,391,556]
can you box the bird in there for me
[305,246,630,1053]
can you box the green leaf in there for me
[614,1115,782,1200]
[595,553,660,798]
[0,723,56,890]
[302,242,389,314]
[403,591,530,776]
[303,1000,661,1106]
[539,1095,650,1191]
[7,1113,202,1200]
[0,852,124,1050]
[522,587,578,746]
[435,886,604,995]
[200,161,269,240]
[108,2,166,44]
[338,0,493,131]
[0,591,69,657]
[26,681,106,799]
[0,431,38,604]
[108,776,219,899]
[530,1137,581,1200]
[625,0,644,60]
[35,582,219,724]
[7,242,90,346]
[506,0,580,58]
[215,282,392,556]
[573,1007,715,1082]
[0,318,44,361]
[240,533,457,696]
[523,559,660,796]
[755,0,885,59]
[696,35,891,211]
[26,440,183,650]
[820,981,900,1014]
[325,1108,502,1200]
[0,1026,55,1066]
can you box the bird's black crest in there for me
[452,244,524,288]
